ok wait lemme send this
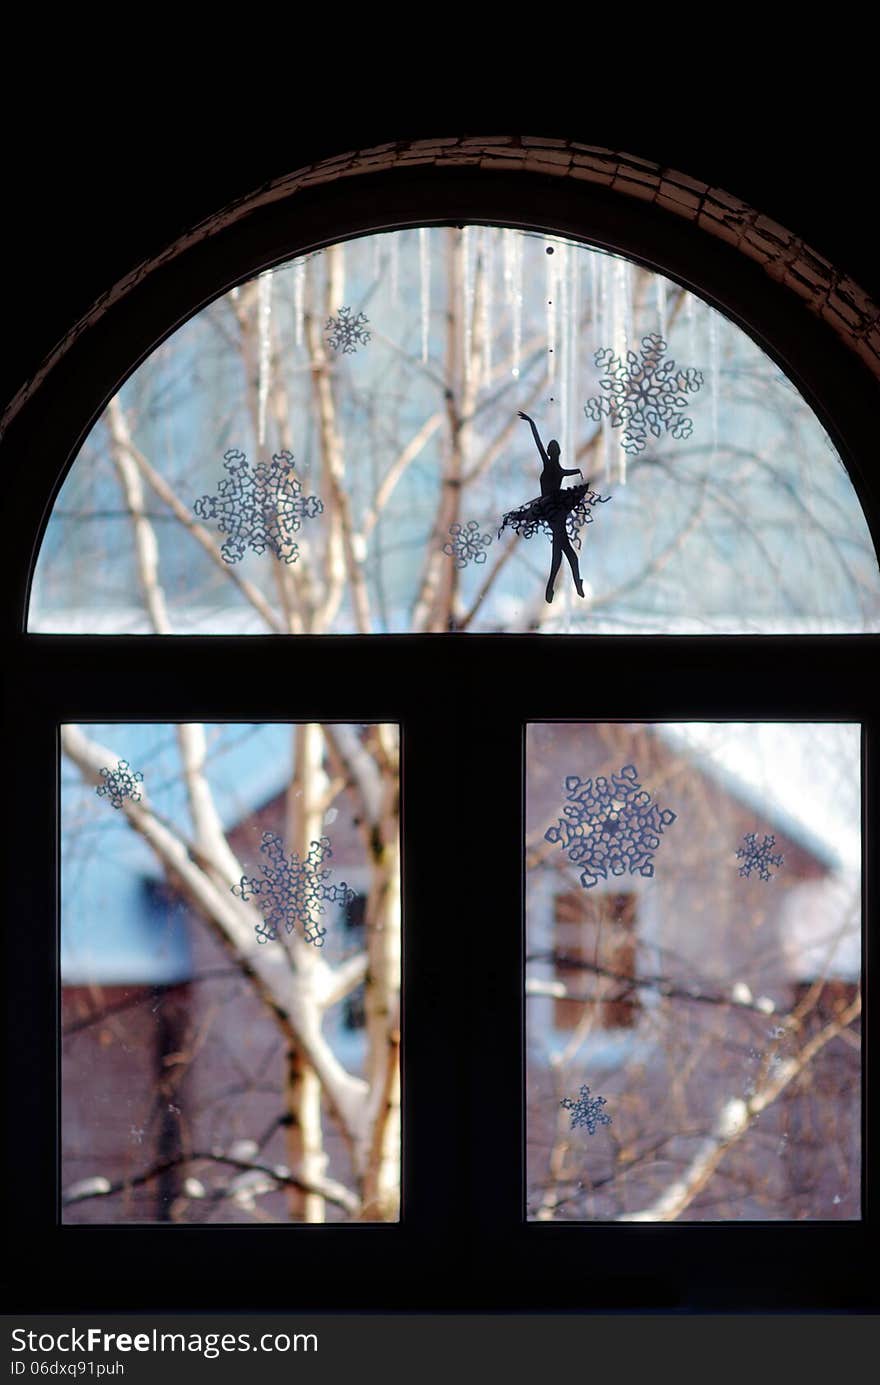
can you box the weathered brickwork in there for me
[5,137,880,436]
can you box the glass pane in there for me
[526,722,861,1221]
[31,228,880,634]
[61,722,400,1223]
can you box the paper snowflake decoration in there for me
[193,449,323,565]
[443,520,493,569]
[545,763,676,888]
[96,760,144,810]
[736,832,784,882]
[584,332,703,455]
[232,832,355,947]
[326,306,371,354]
[560,1085,611,1134]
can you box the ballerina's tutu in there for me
[498,483,610,545]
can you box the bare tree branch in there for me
[619,994,861,1222]
[62,1150,361,1217]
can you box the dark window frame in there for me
[4,167,877,1312]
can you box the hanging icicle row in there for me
[257,272,273,449]
[419,227,430,364]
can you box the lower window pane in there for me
[61,722,401,1224]
[526,722,862,1222]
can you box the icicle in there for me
[293,260,305,348]
[481,227,493,388]
[503,228,515,304]
[585,252,597,464]
[390,237,399,309]
[623,259,635,353]
[567,247,580,482]
[559,243,570,463]
[656,276,668,342]
[709,308,720,458]
[463,226,474,388]
[599,256,612,487]
[612,257,629,484]
[685,291,697,363]
[511,231,523,380]
[332,242,346,314]
[419,227,430,364]
[257,272,272,449]
[546,242,557,381]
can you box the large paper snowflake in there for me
[545,763,676,888]
[443,520,493,569]
[232,832,355,947]
[560,1085,612,1134]
[736,832,784,882]
[584,333,703,455]
[193,449,323,565]
[96,760,144,810]
[326,306,371,354]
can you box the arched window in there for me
[5,142,876,1311]
[29,229,880,635]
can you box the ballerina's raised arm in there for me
[518,411,583,479]
[518,411,549,466]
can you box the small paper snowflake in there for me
[96,760,144,810]
[736,832,784,882]
[443,520,493,569]
[194,449,322,565]
[232,832,355,947]
[560,1085,611,1134]
[545,763,676,888]
[584,332,703,455]
[326,306,371,354]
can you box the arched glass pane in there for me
[30,228,880,634]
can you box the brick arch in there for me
[4,135,880,436]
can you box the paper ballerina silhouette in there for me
[498,413,610,603]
